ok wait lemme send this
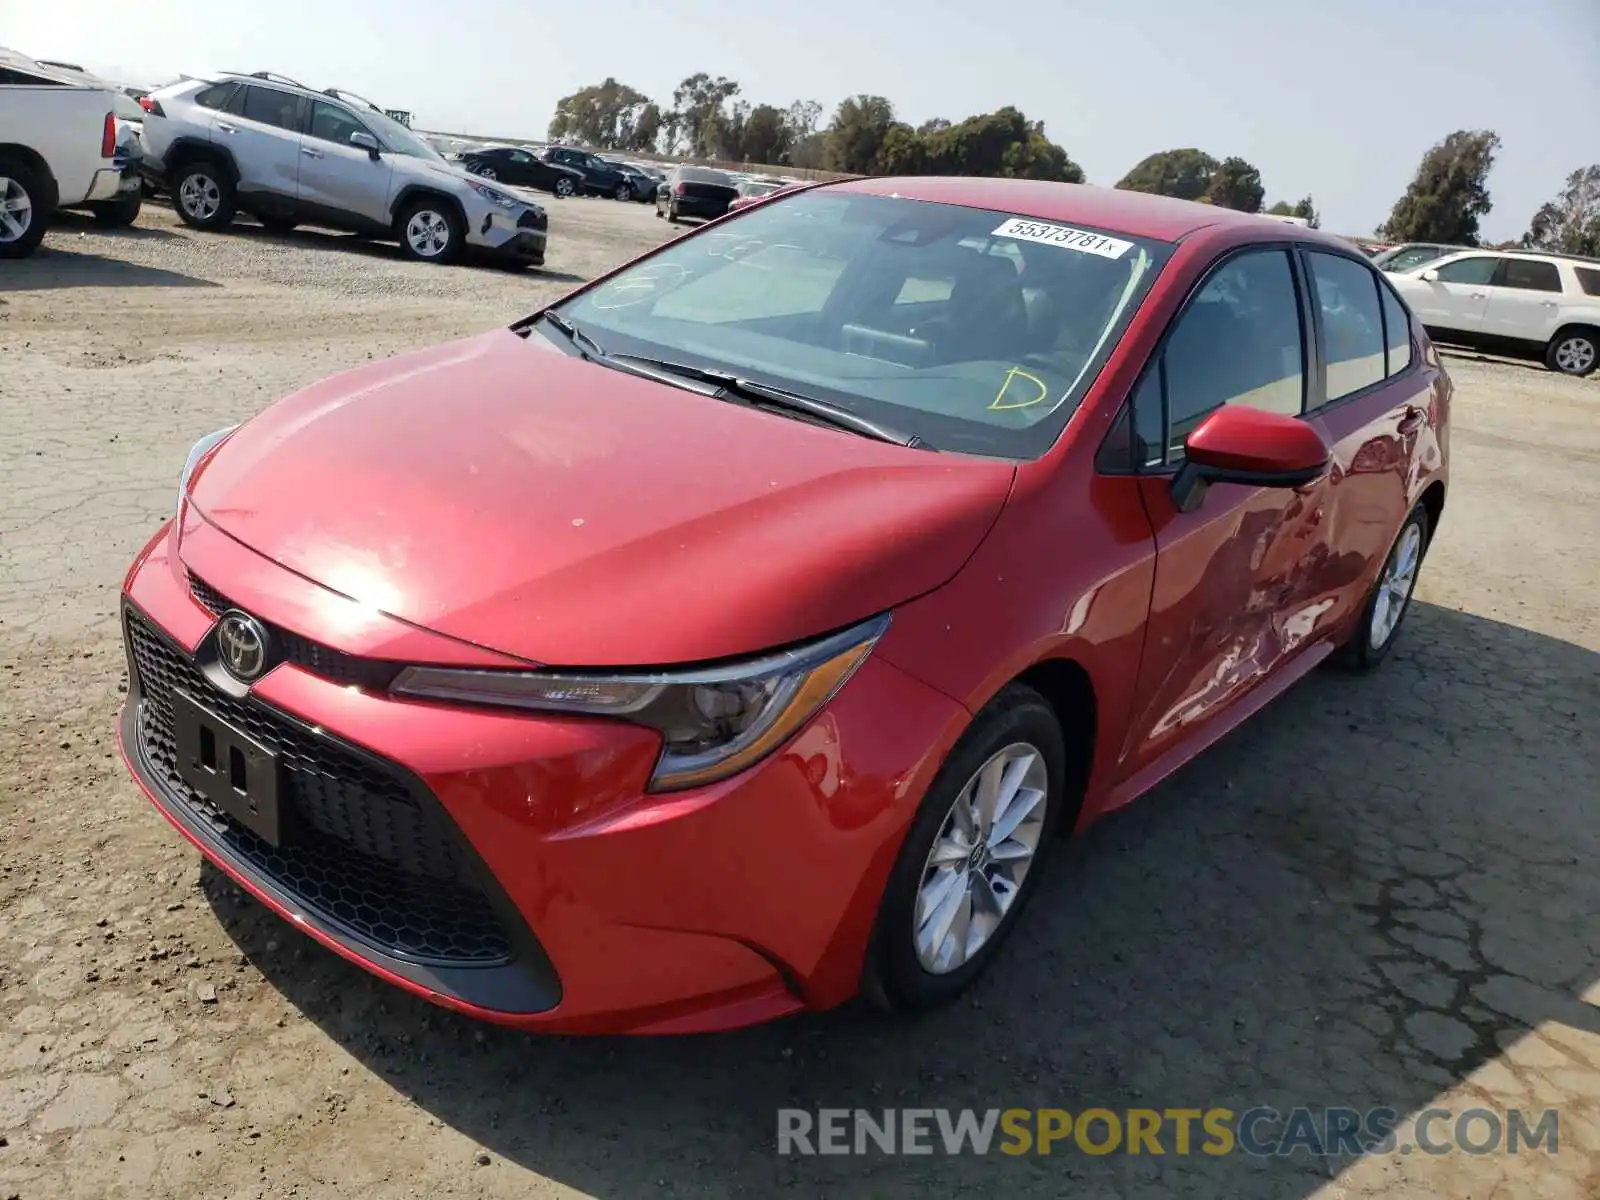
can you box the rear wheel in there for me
[396,197,463,264]
[666,201,680,224]
[1333,503,1430,671]
[172,162,236,230]
[863,684,1066,1012]
[476,165,498,180]
[0,161,49,258]
[1546,328,1598,377]
[90,191,143,228]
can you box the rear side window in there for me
[1434,257,1498,285]
[1498,258,1562,293]
[239,85,303,132]
[1576,266,1600,297]
[1380,283,1413,376]
[1159,249,1305,459]
[194,82,237,110]
[1307,252,1385,401]
[0,68,65,84]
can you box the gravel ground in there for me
[1,199,1597,1200]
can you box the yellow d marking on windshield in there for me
[990,366,1050,411]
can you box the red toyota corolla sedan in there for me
[117,178,1450,1034]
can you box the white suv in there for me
[139,72,547,267]
[1386,249,1600,377]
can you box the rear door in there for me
[1298,249,1440,635]
[296,99,394,226]
[1403,254,1500,334]
[1479,257,1564,342]
[1115,247,1331,778]
[215,83,305,201]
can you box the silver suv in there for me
[139,72,547,267]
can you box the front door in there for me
[1403,254,1500,335]
[296,100,394,227]
[1118,247,1327,778]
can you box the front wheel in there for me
[863,684,1066,1013]
[0,162,49,258]
[396,198,463,264]
[1333,503,1430,671]
[90,191,143,228]
[1546,328,1598,377]
[172,163,236,230]
[476,166,498,180]
[613,181,632,201]
[552,177,575,199]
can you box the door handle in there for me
[215,122,236,134]
[1468,292,1486,300]
[1541,300,1558,309]
[1397,405,1425,434]
[300,146,323,158]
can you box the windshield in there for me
[366,111,443,162]
[1374,245,1450,273]
[550,190,1172,458]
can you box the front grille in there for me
[127,610,513,965]
[189,575,399,690]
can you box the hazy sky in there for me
[5,0,1596,239]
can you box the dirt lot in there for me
[1,199,1597,1200]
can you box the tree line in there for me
[547,75,1598,251]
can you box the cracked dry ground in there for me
[2,207,1598,1199]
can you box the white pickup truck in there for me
[0,49,141,258]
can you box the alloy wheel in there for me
[0,176,33,243]
[1370,522,1423,649]
[555,178,574,198]
[477,166,498,180]
[913,742,1049,974]
[179,173,220,221]
[405,210,452,258]
[1553,335,1596,376]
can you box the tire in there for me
[666,202,680,224]
[395,197,463,265]
[862,683,1067,1013]
[476,166,498,180]
[654,202,664,219]
[1332,502,1430,672]
[553,177,575,199]
[171,160,236,230]
[0,159,50,260]
[257,215,299,235]
[1545,328,1598,377]
[613,181,632,201]
[90,191,142,228]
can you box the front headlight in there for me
[468,182,519,210]
[177,425,238,518]
[391,614,889,791]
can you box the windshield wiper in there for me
[536,309,608,361]
[605,354,928,449]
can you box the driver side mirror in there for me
[1171,406,1329,514]
[349,131,380,159]
[1420,268,1441,282]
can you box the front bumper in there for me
[466,205,548,265]
[116,515,965,1033]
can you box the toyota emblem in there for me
[216,611,271,682]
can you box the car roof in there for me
[834,177,1349,244]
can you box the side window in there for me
[308,101,369,145]
[1434,256,1498,285]
[1497,258,1562,293]
[193,82,237,110]
[1160,249,1304,460]
[239,86,303,132]
[1129,365,1166,469]
[0,68,66,84]
[1576,266,1600,297]
[1380,282,1413,377]
[1307,252,1385,401]
[508,150,531,164]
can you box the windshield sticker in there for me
[991,218,1132,259]
[990,366,1051,411]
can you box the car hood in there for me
[188,330,1015,667]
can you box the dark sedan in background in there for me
[458,145,585,198]
[656,166,739,223]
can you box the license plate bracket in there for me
[172,689,285,847]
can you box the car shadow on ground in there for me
[204,601,1599,1198]
[224,220,588,282]
[47,208,184,242]
[0,247,218,291]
